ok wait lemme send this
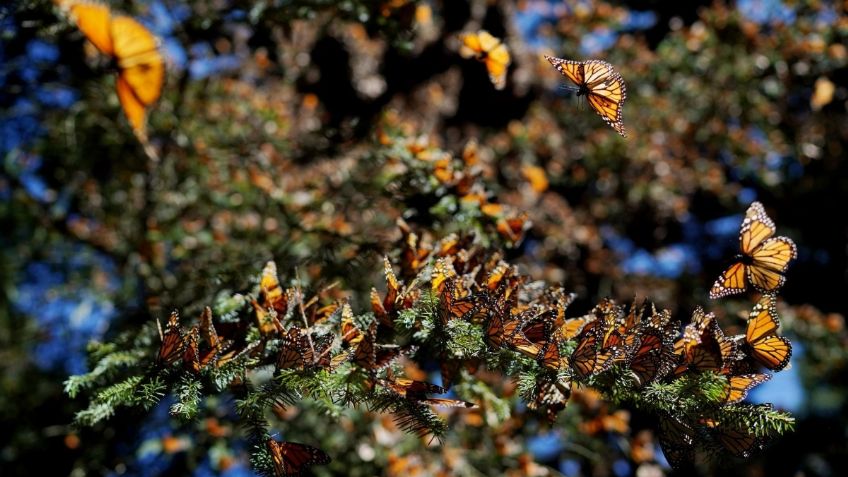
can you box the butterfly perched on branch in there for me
[545,56,628,137]
[710,202,797,299]
[56,0,164,139]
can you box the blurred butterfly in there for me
[673,307,739,376]
[459,30,510,90]
[266,439,330,477]
[745,294,792,371]
[527,378,571,422]
[635,313,679,386]
[721,373,771,405]
[545,56,627,137]
[700,417,764,458]
[710,202,797,299]
[350,321,403,372]
[57,0,164,139]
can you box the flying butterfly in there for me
[384,374,476,408]
[745,294,792,371]
[710,202,797,299]
[459,30,511,90]
[57,0,164,139]
[266,439,330,477]
[545,56,628,137]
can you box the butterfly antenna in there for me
[293,269,318,358]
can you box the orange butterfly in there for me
[526,378,571,422]
[721,373,771,405]
[156,311,184,367]
[745,294,792,371]
[701,417,764,458]
[57,1,164,138]
[673,307,738,375]
[384,374,476,408]
[710,202,797,299]
[182,307,228,373]
[266,439,330,477]
[459,30,510,90]
[545,56,627,137]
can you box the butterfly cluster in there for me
[146,206,794,472]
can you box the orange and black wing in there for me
[583,60,627,137]
[746,295,792,371]
[266,439,331,477]
[157,311,184,366]
[111,14,164,136]
[459,30,510,90]
[544,55,584,87]
[722,373,771,405]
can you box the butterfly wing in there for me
[110,16,163,135]
[723,373,771,405]
[710,262,748,299]
[657,415,695,469]
[748,237,797,292]
[582,61,627,137]
[267,440,331,476]
[62,1,115,55]
[544,55,584,86]
[740,202,776,255]
[157,311,184,366]
[459,30,510,90]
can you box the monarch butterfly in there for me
[745,294,792,371]
[674,307,738,375]
[349,321,402,371]
[180,307,226,373]
[261,261,289,316]
[276,327,335,371]
[570,322,610,378]
[527,378,571,422]
[657,414,695,469]
[701,417,764,458]
[371,257,419,329]
[384,374,476,408]
[710,202,797,299]
[156,311,184,367]
[397,218,430,277]
[458,30,511,90]
[628,320,677,387]
[57,1,164,138]
[438,279,483,325]
[722,373,771,405]
[266,439,330,477]
[545,56,627,137]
